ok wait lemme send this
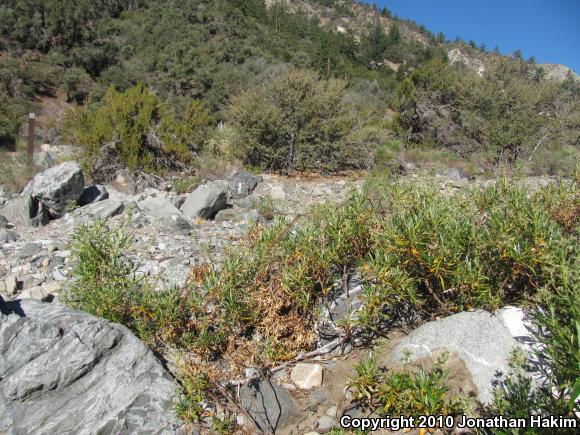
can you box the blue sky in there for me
[371,0,579,72]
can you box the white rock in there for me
[5,274,18,295]
[290,363,323,389]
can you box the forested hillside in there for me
[1,0,578,179]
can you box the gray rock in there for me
[78,184,109,206]
[391,307,534,405]
[23,161,85,219]
[232,193,263,209]
[160,257,191,288]
[181,180,228,220]
[215,207,264,225]
[0,299,180,434]
[317,415,338,433]
[17,242,42,259]
[102,184,130,202]
[228,171,263,199]
[0,229,17,243]
[0,195,49,228]
[443,167,472,182]
[0,215,8,228]
[63,199,125,226]
[137,196,192,236]
[32,151,56,168]
[239,377,298,433]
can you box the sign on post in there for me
[27,113,35,164]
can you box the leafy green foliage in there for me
[0,96,21,149]
[228,68,371,172]
[395,55,579,173]
[348,353,467,419]
[65,219,198,348]
[491,203,580,430]
[67,84,211,176]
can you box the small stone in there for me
[290,363,323,389]
[317,415,338,433]
[5,274,18,295]
[20,286,48,300]
[326,405,337,417]
[18,242,42,259]
[55,250,71,258]
[45,241,65,252]
[42,281,61,294]
[0,229,18,243]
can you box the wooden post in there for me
[27,113,35,164]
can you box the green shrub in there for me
[348,353,467,419]
[65,219,198,348]
[62,67,93,103]
[491,229,580,431]
[227,68,371,173]
[172,175,202,194]
[0,97,21,150]
[66,84,211,177]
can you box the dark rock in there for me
[0,299,180,434]
[228,171,263,199]
[239,377,298,433]
[0,215,7,228]
[78,185,109,206]
[23,162,85,219]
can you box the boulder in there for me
[181,180,228,220]
[78,184,109,206]
[391,307,534,405]
[23,161,84,219]
[137,196,192,236]
[62,199,125,226]
[239,377,298,433]
[228,171,263,199]
[0,195,49,228]
[0,299,180,434]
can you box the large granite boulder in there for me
[227,171,263,199]
[23,161,84,219]
[0,299,180,434]
[391,307,535,405]
[137,196,192,235]
[0,195,49,228]
[181,180,228,220]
